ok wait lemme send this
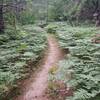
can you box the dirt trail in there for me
[15,35,64,100]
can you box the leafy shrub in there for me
[45,24,57,34]
[20,11,35,25]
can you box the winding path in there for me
[15,35,64,100]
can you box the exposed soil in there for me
[14,35,64,100]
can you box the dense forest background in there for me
[0,0,100,100]
[0,0,100,33]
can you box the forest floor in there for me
[14,35,64,100]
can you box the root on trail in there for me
[15,35,64,100]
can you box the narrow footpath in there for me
[15,35,64,100]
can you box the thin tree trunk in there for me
[93,0,100,26]
[0,0,4,33]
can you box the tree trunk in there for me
[93,0,100,26]
[0,0,4,33]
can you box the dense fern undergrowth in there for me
[48,22,100,100]
[0,25,46,99]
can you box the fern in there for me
[0,25,47,99]
[48,24,100,100]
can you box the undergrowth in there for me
[0,25,47,99]
[48,22,100,100]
